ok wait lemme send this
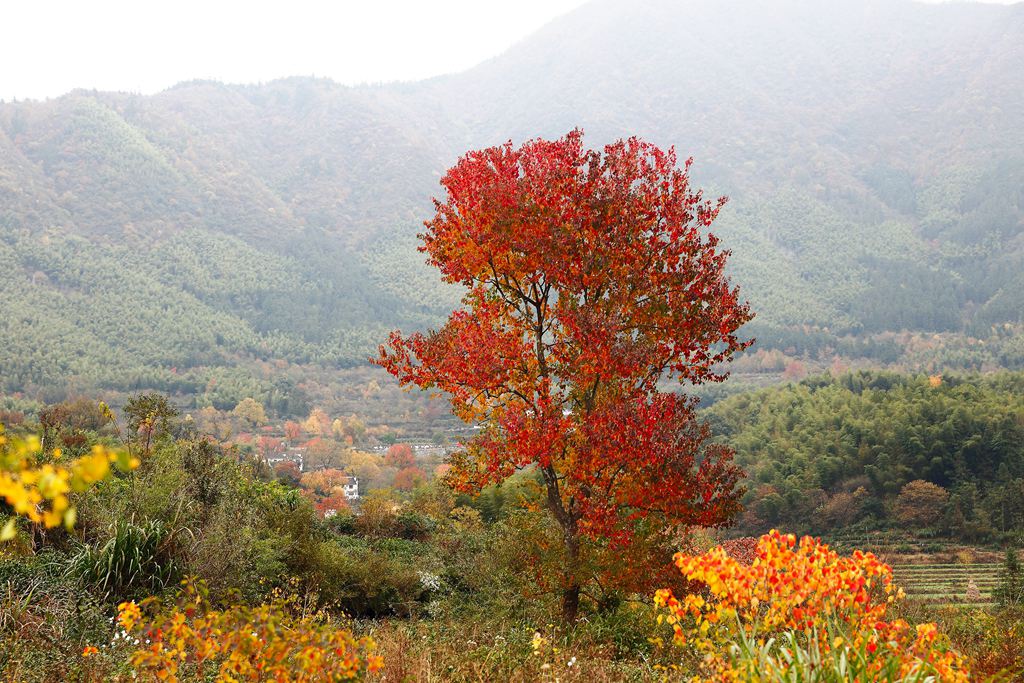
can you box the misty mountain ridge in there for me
[1,0,1022,405]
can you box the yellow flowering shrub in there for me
[116,581,383,682]
[0,423,138,539]
[655,530,970,682]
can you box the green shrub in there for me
[311,540,426,617]
[994,548,1024,608]
[67,519,180,601]
[395,510,435,540]
[325,511,357,535]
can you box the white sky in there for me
[0,0,589,101]
[1,0,1017,102]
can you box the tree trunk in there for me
[562,583,581,624]
[560,515,582,623]
[540,464,583,623]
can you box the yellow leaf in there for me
[64,507,77,530]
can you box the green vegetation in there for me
[708,371,1024,543]
[0,404,680,680]
[994,548,1024,609]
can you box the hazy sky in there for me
[1,0,1017,102]
[1,0,588,101]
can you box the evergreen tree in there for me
[994,547,1024,608]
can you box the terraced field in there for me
[892,563,1001,608]
[822,532,1003,608]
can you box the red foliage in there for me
[720,536,758,565]
[314,492,351,516]
[384,443,415,469]
[782,360,807,381]
[393,466,427,491]
[258,435,284,457]
[283,420,302,442]
[376,130,752,618]
[273,460,301,486]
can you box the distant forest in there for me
[711,371,1024,544]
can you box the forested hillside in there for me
[1,0,1022,414]
[709,371,1024,542]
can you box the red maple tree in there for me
[376,130,752,621]
[393,465,427,491]
[283,420,302,442]
[384,443,415,469]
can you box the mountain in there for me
[1,0,1022,413]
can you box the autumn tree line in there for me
[9,369,1023,549]
[0,396,470,677]
[0,391,450,518]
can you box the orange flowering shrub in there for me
[0,424,137,539]
[116,581,382,682]
[655,530,970,682]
